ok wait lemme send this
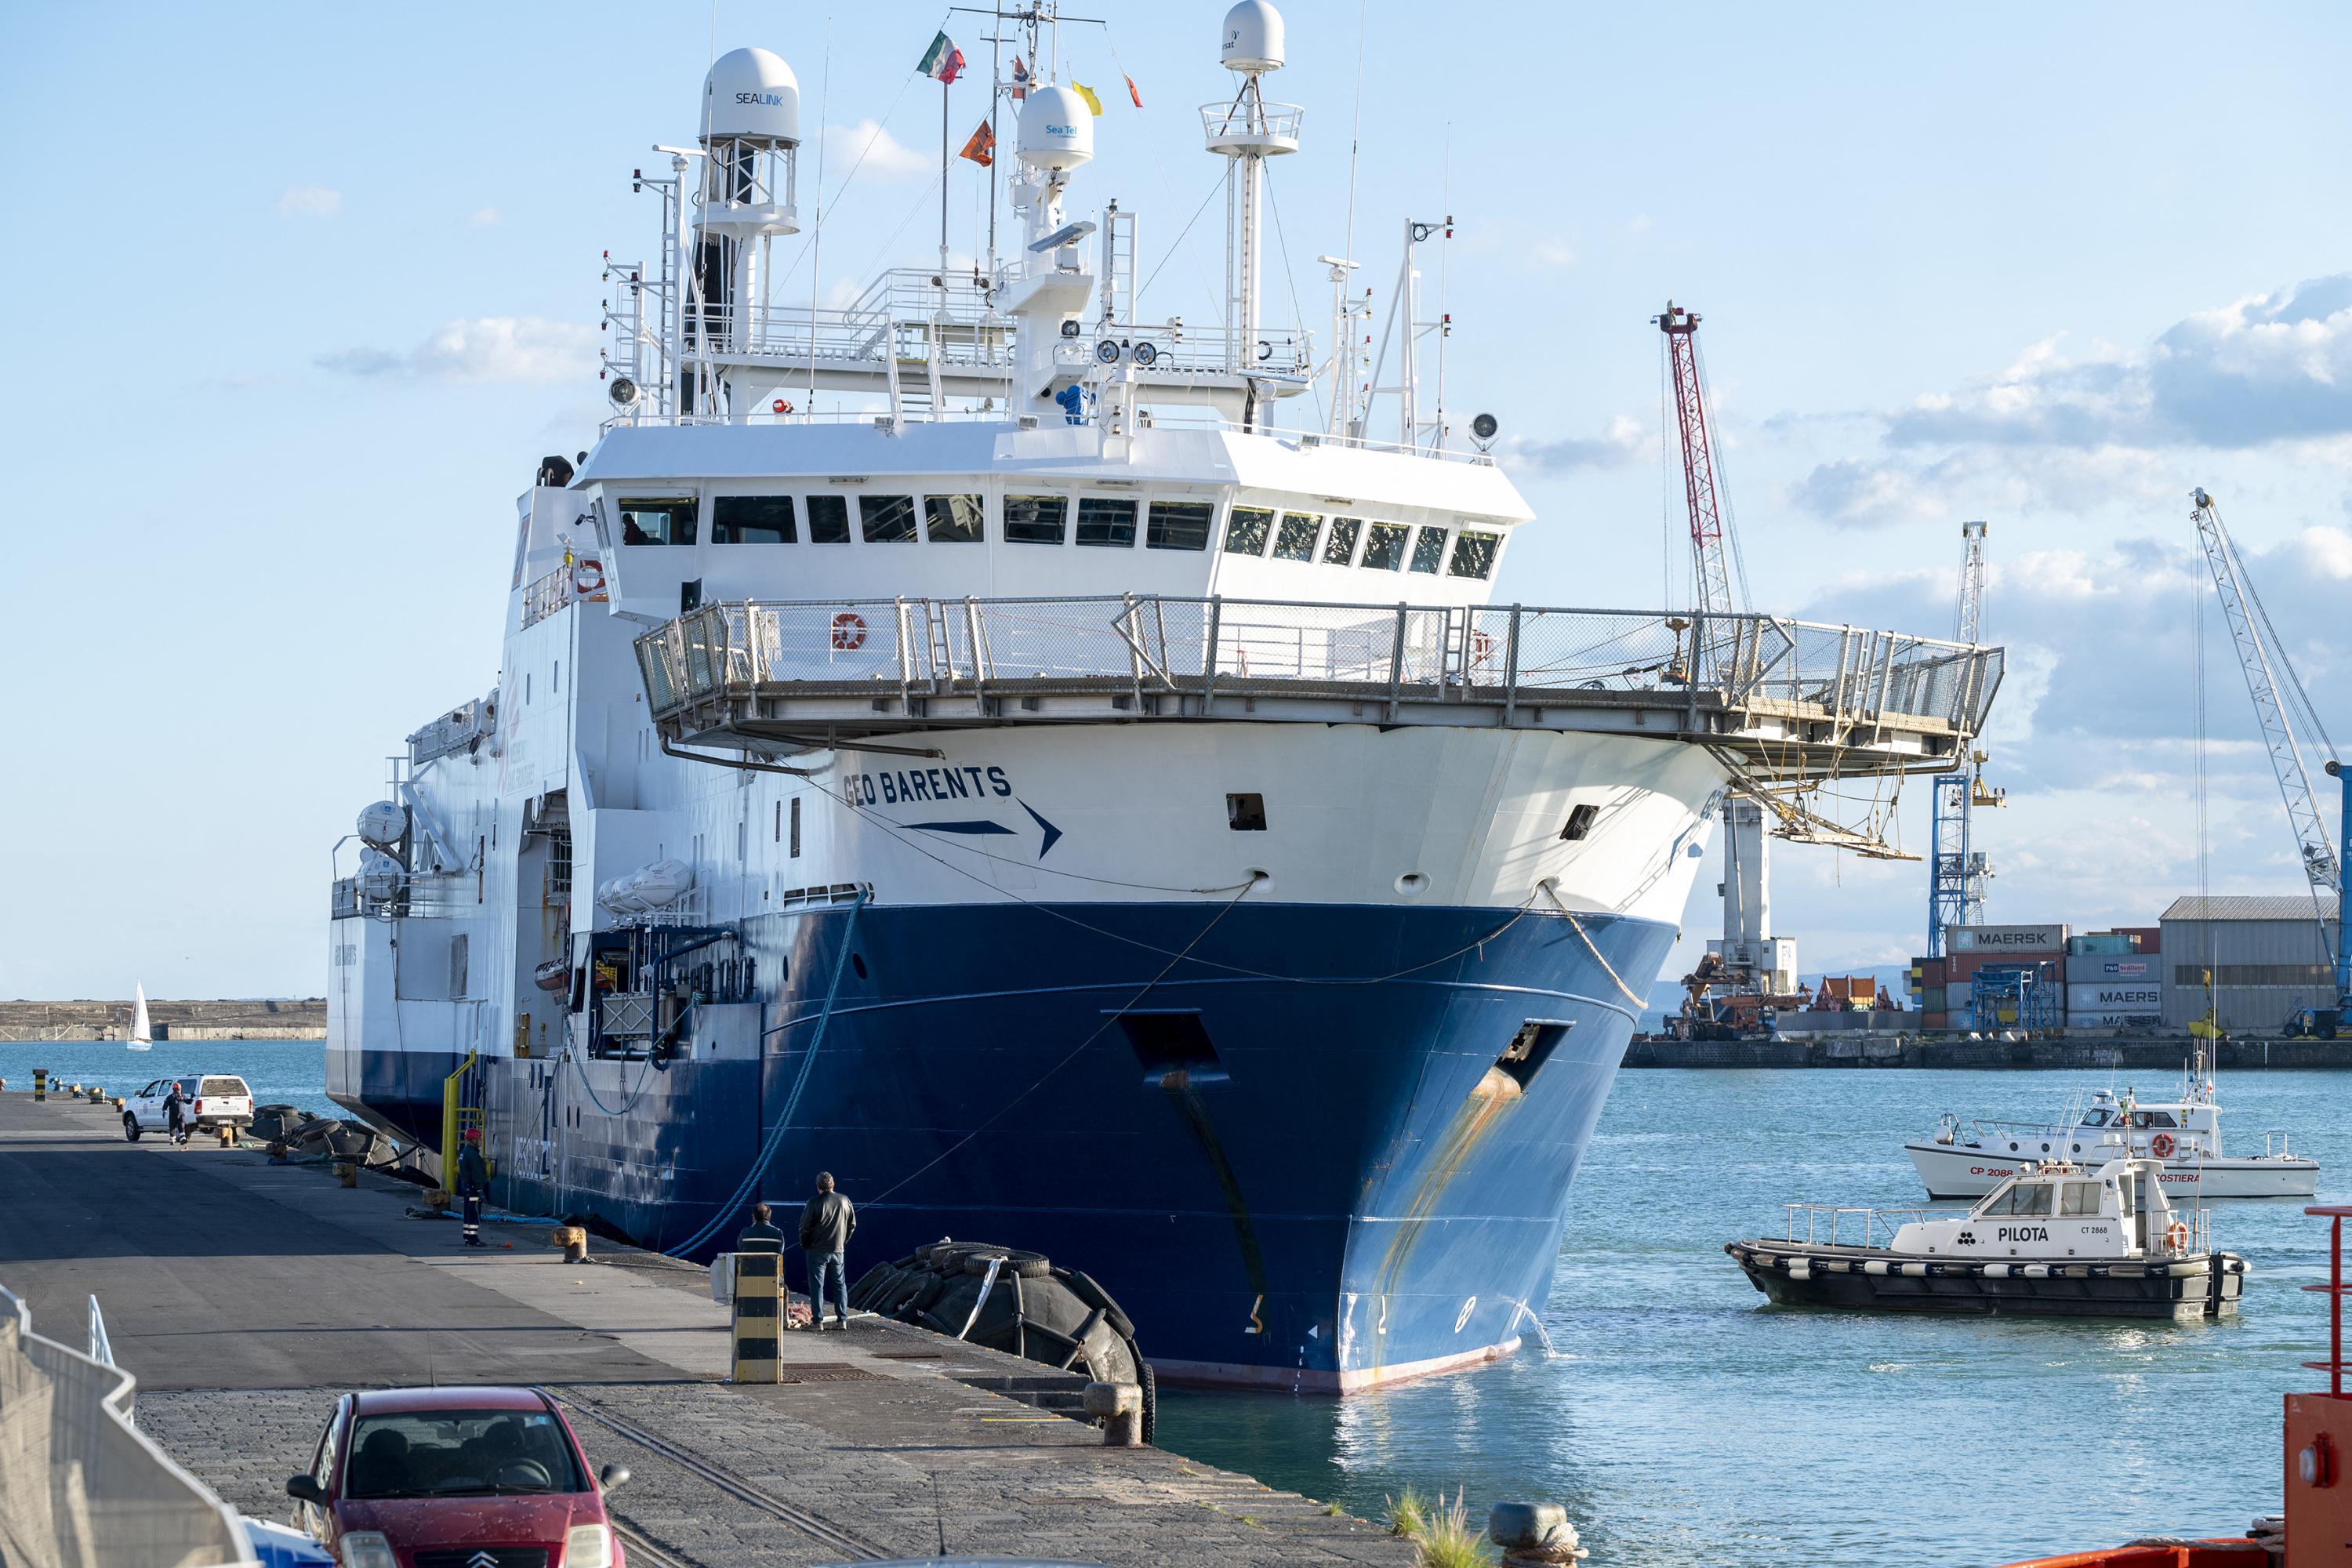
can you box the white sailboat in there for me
[126,982,153,1051]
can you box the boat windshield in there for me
[2079,1109,2111,1127]
[1981,1182,2055,1217]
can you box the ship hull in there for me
[331,896,1674,1391]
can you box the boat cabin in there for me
[1892,1157,2192,1261]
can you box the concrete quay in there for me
[1622,1032,2352,1069]
[0,1090,1408,1568]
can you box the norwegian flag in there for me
[1009,53,1030,100]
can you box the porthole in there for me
[851,953,869,980]
[2009,1142,2019,1152]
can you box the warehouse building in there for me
[2159,895,2339,1032]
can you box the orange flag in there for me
[958,118,996,167]
[1124,73,1143,108]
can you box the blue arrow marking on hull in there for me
[1019,800,1063,858]
[906,819,1016,837]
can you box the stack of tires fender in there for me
[850,1240,1153,1440]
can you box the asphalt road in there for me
[0,1091,681,1389]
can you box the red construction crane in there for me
[1656,302,1740,659]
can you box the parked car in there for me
[122,1075,255,1141]
[286,1386,629,1568]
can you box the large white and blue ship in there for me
[327,2,1999,1390]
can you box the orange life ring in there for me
[771,397,795,415]
[2151,1132,2176,1159]
[831,611,868,652]
[2165,1220,2190,1251]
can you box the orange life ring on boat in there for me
[2151,1132,2176,1159]
[2165,1220,2190,1251]
[831,611,868,652]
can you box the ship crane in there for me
[1929,521,2003,957]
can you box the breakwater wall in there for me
[0,999,324,1041]
[1622,1034,2352,1069]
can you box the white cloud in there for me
[822,119,931,181]
[466,206,500,227]
[317,317,595,383]
[277,185,342,217]
[1503,416,1643,473]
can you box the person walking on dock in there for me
[737,1201,786,1254]
[164,1080,188,1146]
[456,1127,488,1248]
[799,1173,855,1330]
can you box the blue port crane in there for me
[1929,521,2003,957]
[2189,487,2350,1033]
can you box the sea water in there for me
[1,1036,339,1118]
[9,1040,2332,1563]
[1159,1067,2343,1566]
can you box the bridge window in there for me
[1004,494,1067,544]
[1147,500,1213,551]
[1322,517,1362,565]
[712,495,796,543]
[617,497,697,546]
[1272,512,1321,561]
[1225,506,1274,556]
[1994,1182,2053,1217]
[1409,526,1448,573]
[804,495,851,544]
[1360,522,1410,571]
[925,494,985,543]
[1448,530,1500,579]
[1076,496,1138,547]
[859,494,919,543]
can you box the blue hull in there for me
[331,900,1671,1390]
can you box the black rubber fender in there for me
[1057,1268,1136,1339]
[1138,1360,1156,1445]
[961,1248,1051,1279]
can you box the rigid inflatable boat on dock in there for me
[1729,1156,2247,1320]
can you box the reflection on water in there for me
[1156,1068,2339,1566]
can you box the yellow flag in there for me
[1070,80,1104,116]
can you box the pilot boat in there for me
[1904,1048,2316,1200]
[1728,1155,2248,1319]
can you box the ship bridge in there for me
[633,593,2003,780]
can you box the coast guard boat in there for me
[1905,1050,2318,1200]
[325,2,2000,1389]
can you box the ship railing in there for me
[2263,1130,2299,1159]
[408,695,497,767]
[635,595,2003,746]
[1782,1203,1965,1249]
[1199,100,1306,143]
[521,564,575,629]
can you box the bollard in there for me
[32,1069,45,1102]
[730,1252,781,1383]
[335,1160,357,1189]
[552,1225,588,1264]
[1488,1502,1587,1565]
[267,1141,289,1164]
[112,1098,125,1112]
[88,1087,104,1105]
[216,1123,234,1147]
[424,1189,451,1212]
[1082,1381,1145,1447]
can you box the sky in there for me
[4,2,2352,1001]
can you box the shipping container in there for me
[1915,985,1945,1011]
[1919,956,1947,983]
[1923,1011,1949,1030]
[1950,924,2067,955]
[2116,926,2161,953]
[2066,955,2158,983]
[2068,932,2138,956]
[2067,982,2165,1011]
[2066,1011,2164,1030]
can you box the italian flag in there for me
[916,31,965,84]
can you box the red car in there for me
[285,1386,629,1568]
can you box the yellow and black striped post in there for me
[31,1069,46,1102]
[731,1251,781,1382]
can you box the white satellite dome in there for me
[703,47,800,144]
[356,800,406,848]
[1016,85,1094,172]
[1221,0,1286,71]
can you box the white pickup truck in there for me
[123,1075,256,1142]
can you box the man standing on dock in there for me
[737,1202,785,1254]
[456,1127,488,1248]
[798,1173,855,1330]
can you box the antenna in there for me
[1204,2,1301,430]
[685,49,803,421]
